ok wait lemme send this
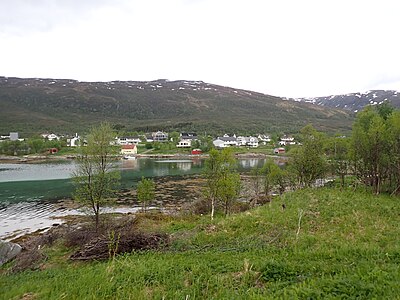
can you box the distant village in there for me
[0,131,298,156]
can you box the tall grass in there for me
[1,188,399,299]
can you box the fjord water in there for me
[0,159,205,204]
[0,158,266,240]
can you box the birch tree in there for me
[388,111,400,195]
[289,125,327,187]
[137,176,155,212]
[351,106,389,194]
[325,135,350,188]
[72,123,119,231]
[350,104,400,194]
[204,148,240,220]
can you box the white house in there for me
[258,134,271,144]
[213,138,225,148]
[237,136,259,148]
[1,132,23,141]
[236,136,247,146]
[152,131,168,142]
[246,136,259,148]
[41,133,60,141]
[10,132,19,141]
[279,135,296,146]
[176,132,198,148]
[213,136,238,148]
[67,134,80,147]
[69,137,80,147]
[116,136,141,145]
[180,132,198,141]
[177,139,192,148]
[145,135,154,143]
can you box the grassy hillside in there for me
[0,77,354,136]
[1,188,399,299]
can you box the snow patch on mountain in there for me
[288,90,400,112]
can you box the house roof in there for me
[281,135,294,140]
[181,132,198,140]
[218,136,237,142]
[121,144,136,149]
[248,137,259,143]
[258,134,271,140]
[119,136,140,139]
[181,132,197,137]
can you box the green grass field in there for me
[1,187,399,299]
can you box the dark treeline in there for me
[0,138,65,156]
[263,102,400,196]
[350,103,400,195]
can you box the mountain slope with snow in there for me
[0,76,353,135]
[289,90,400,112]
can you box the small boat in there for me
[123,155,136,160]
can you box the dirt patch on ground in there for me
[70,232,168,261]
[8,214,169,272]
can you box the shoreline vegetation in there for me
[0,152,281,164]
[1,186,399,298]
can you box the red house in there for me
[274,147,285,154]
[191,149,202,155]
[48,148,58,154]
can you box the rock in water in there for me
[0,240,22,266]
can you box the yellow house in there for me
[121,144,137,155]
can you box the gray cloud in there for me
[0,0,117,36]
[365,74,400,92]
[0,0,399,97]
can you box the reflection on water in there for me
[0,162,77,182]
[0,157,275,206]
[153,166,169,177]
[238,158,259,169]
[0,158,207,184]
[0,157,281,240]
[0,158,205,240]
[177,162,192,171]
[120,159,139,170]
[155,160,193,172]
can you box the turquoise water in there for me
[0,158,267,204]
[0,159,207,204]
[0,158,266,240]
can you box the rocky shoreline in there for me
[0,154,73,164]
[1,174,206,242]
[0,152,282,164]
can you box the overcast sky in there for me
[1,0,399,98]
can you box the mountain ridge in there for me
[0,76,353,135]
[288,90,400,112]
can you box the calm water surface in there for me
[0,158,267,240]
